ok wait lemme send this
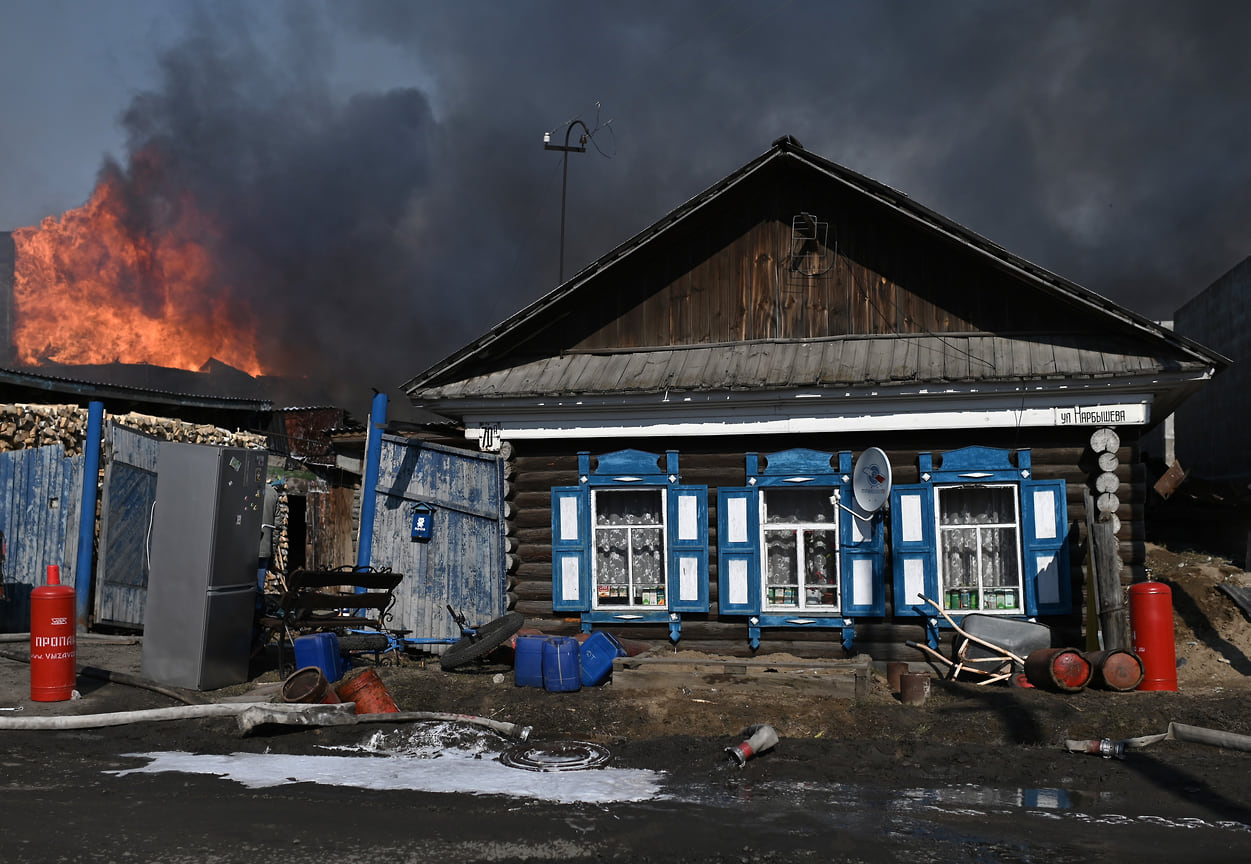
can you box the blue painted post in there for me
[75,401,104,631]
[356,392,387,571]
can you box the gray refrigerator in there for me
[141,441,268,690]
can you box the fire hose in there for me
[0,700,532,739]
[1066,721,1251,758]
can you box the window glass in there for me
[936,485,1021,612]
[761,488,839,610]
[593,488,666,608]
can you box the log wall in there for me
[500,429,1144,661]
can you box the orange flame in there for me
[12,168,263,376]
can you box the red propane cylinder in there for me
[1129,581,1178,692]
[30,565,76,702]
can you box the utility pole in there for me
[544,120,588,283]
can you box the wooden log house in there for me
[402,136,1226,659]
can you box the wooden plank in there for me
[834,338,866,384]
[671,347,712,391]
[762,341,798,388]
[566,354,606,394]
[609,655,870,698]
[533,354,580,395]
[943,335,971,381]
[791,341,824,387]
[889,336,918,382]
[1028,339,1058,378]
[633,351,676,392]
[863,336,894,383]
[1007,338,1033,378]
[748,252,777,340]
[967,336,997,378]
[1050,341,1084,376]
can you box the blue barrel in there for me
[514,635,549,688]
[542,636,581,692]
[579,630,625,686]
[293,632,344,683]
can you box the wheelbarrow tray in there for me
[957,615,1052,670]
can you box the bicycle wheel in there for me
[439,611,525,671]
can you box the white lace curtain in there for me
[939,486,1018,589]
[595,490,663,586]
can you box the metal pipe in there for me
[355,392,388,570]
[75,401,103,630]
[544,121,588,283]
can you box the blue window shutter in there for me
[839,490,886,616]
[550,485,591,612]
[890,483,937,617]
[1020,478,1071,616]
[716,487,760,615]
[666,485,709,612]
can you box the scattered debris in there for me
[725,723,778,766]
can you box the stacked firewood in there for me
[111,411,265,450]
[0,404,91,454]
[0,404,265,455]
[265,491,290,590]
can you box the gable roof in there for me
[403,136,1225,412]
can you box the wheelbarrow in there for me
[905,595,1050,685]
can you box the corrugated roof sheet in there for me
[413,334,1195,401]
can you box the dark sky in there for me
[3,1,1250,417]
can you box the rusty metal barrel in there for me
[1082,649,1145,692]
[899,672,931,705]
[1024,648,1091,692]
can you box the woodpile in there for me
[110,410,265,450]
[0,404,266,455]
[0,404,91,454]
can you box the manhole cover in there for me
[500,740,612,772]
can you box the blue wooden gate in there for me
[0,445,84,632]
[366,436,506,651]
[93,423,162,629]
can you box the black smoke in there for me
[98,5,441,415]
[87,1,1251,417]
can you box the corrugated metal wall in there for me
[367,435,505,651]
[93,423,162,629]
[0,444,84,631]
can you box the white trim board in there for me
[459,396,1154,443]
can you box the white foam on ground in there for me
[109,748,664,804]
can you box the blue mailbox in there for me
[411,503,434,542]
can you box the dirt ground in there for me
[2,544,1251,752]
[381,542,1251,749]
[4,541,1251,749]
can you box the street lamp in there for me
[544,120,589,283]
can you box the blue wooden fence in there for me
[367,436,506,650]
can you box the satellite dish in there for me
[852,447,892,513]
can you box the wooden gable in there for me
[566,159,1099,352]
[404,137,1221,402]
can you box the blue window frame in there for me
[551,449,709,640]
[890,446,1071,635]
[717,449,886,651]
